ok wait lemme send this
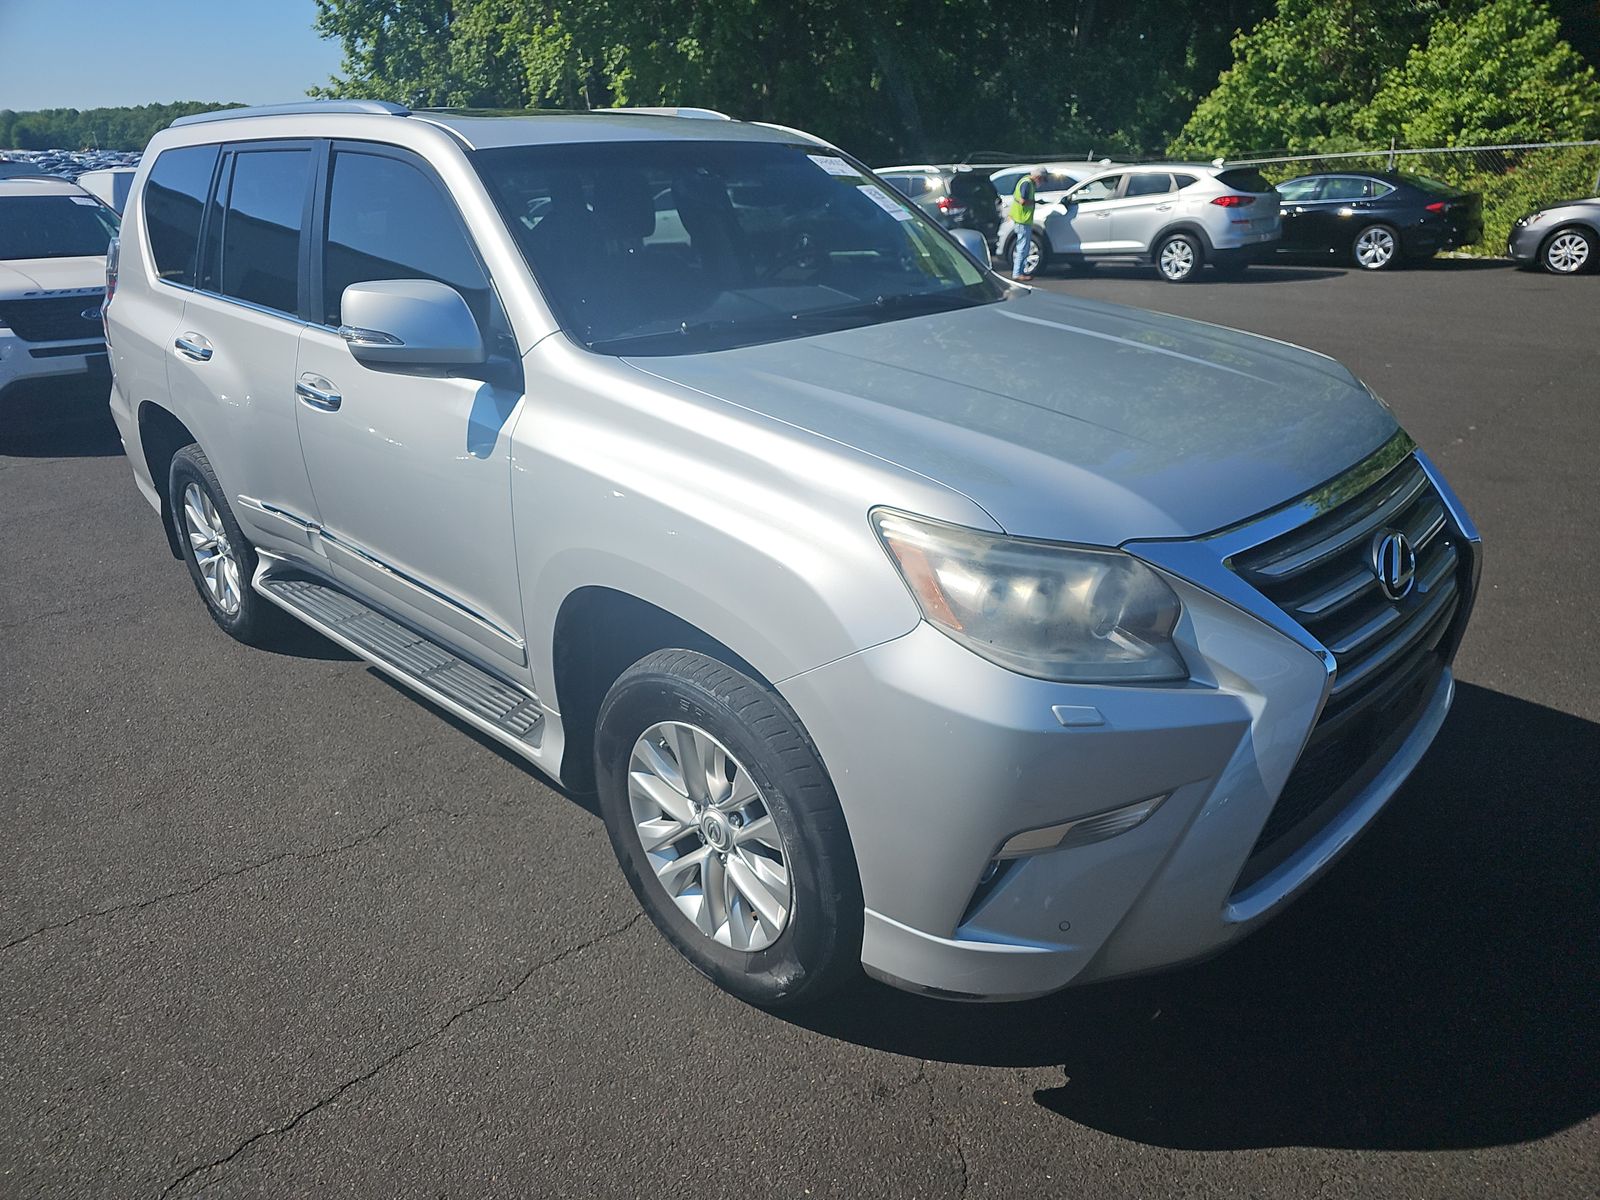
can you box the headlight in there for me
[872,509,1188,683]
[1522,212,1546,226]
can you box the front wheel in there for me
[1155,233,1202,282]
[1005,230,1050,276]
[1542,227,1593,275]
[594,649,863,1008]
[1352,223,1400,270]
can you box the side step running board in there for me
[257,572,544,749]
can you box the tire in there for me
[1004,230,1048,277]
[168,444,287,646]
[1155,232,1202,283]
[594,649,863,1008]
[1541,226,1593,275]
[1352,223,1400,271]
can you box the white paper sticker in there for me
[70,196,99,206]
[857,183,914,220]
[807,154,857,176]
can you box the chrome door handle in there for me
[174,333,212,362]
[295,375,342,412]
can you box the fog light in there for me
[993,794,1168,860]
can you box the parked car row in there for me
[880,154,1593,279]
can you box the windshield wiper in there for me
[785,291,985,328]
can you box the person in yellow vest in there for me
[1010,166,1047,280]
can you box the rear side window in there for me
[218,148,313,314]
[322,150,496,332]
[1216,168,1274,194]
[1125,173,1174,197]
[143,144,218,285]
[1172,173,1197,190]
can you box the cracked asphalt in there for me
[2,258,1596,1198]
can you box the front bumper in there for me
[779,450,1477,1001]
[0,328,108,399]
[1506,221,1545,263]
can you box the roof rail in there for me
[606,106,731,120]
[171,100,410,128]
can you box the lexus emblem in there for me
[81,307,102,321]
[1372,529,1416,601]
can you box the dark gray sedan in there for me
[1508,197,1599,274]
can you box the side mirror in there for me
[949,227,991,266]
[339,279,485,367]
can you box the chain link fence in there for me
[1222,142,1600,257]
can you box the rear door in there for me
[162,139,323,557]
[1108,171,1176,252]
[292,141,529,675]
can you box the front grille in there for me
[1230,452,1470,880]
[0,292,105,343]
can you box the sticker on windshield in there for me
[857,183,915,220]
[807,154,857,177]
[69,196,100,206]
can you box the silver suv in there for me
[107,102,1478,1007]
[1041,162,1281,280]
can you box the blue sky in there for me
[0,0,348,109]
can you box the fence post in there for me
[1387,138,1397,171]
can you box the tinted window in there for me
[475,140,996,355]
[948,172,998,203]
[1216,168,1274,194]
[1070,175,1121,202]
[219,148,311,314]
[1319,176,1369,201]
[1125,172,1174,197]
[1172,173,1197,190]
[0,195,119,260]
[143,145,217,284]
[883,174,925,198]
[322,150,495,330]
[1403,173,1459,197]
[1274,177,1321,201]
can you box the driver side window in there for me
[1071,175,1122,203]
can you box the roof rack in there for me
[606,106,730,120]
[171,100,410,128]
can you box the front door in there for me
[292,143,529,677]
[1050,173,1122,254]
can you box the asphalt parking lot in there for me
[2,258,1596,1199]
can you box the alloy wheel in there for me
[628,721,793,952]
[182,482,241,615]
[1355,226,1397,269]
[1545,232,1590,274]
[1159,237,1195,280]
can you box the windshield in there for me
[0,195,119,260]
[474,140,1002,355]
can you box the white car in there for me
[991,161,1126,273]
[1038,162,1282,281]
[0,177,118,403]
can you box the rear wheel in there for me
[169,444,288,646]
[1541,227,1593,275]
[595,649,863,1008]
[1352,223,1400,270]
[1155,233,1202,283]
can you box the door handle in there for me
[174,333,212,362]
[1157,203,1174,211]
[295,374,342,412]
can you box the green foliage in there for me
[1358,0,1600,145]
[1472,145,1600,255]
[309,0,1276,164]
[0,102,244,151]
[1173,0,1444,156]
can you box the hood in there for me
[626,288,1397,545]
[0,256,106,297]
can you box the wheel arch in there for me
[550,585,773,793]
[137,400,198,558]
[1151,221,1214,258]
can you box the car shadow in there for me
[0,378,123,457]
[785,683,1599,1152]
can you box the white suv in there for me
[1041,163,1281,281]
[0,177,118,403]
[106,102,1475,1007]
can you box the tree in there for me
[1358,0,1600,145]
[1173,0,1448,156]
